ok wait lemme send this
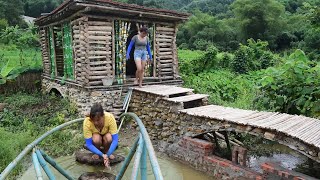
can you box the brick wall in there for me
[261,162,318,180]
[170,136,263,180]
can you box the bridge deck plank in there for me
[180,104,320,149]
[134,85,193,97]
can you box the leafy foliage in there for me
[0,61,19,85]
[0,0,25,26]
[183,70,256,109]
[231,0,285,43]
[0,25,39,49]
[256,50,320,117]
[232,39,278,74]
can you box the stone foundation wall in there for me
[130,90,209,143]
[42,79,122,114]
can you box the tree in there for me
[0,0,24,26]
[23,0,64,18]
[128,0,144,5]
[231,0,285,43]
[177,11,238,50]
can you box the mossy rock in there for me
[75,149,124,166]
[78,172,116,180]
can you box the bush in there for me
[232,39,278,74]
[183,70,256,109]
[0,19,8,31]
[255,50,320,117]
[0,25,39,49]
[180,46,219,75]
[193,39,213,51]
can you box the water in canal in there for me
[20,153,212,180]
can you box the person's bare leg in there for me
[92,133,102,159]
[135,69,139,84]
[139,60,147,87]
[102,133,115,159]
[135,59,142,86]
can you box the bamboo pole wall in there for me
[155,24,176,80]
[39,28,50,75]
[172,24,179,79]
[71,16,88,85]
[86,18,113,86]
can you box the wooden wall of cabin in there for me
[39,28,50,75]
[71,16,113,86]
[155,23,178,80]
[71,17,87,85]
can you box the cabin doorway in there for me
[126,23,138,77]
[114,20,155,83]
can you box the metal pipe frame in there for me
[117,88,133,134]
[140,139,147,180]
[0,118,84,180]
[116,137,140,180]
[35,150,56,180]
[39,149,74,180]
[32,149,43,180]
[119,113,163,180]
[131,134,144,179]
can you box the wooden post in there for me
[83,16,90,85]
[153,23,156,78]
[172,23,178,79]
[222,131,232,160]
[52,26,58,77]
[112,19,116,78]
[212,132,221,153]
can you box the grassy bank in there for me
[0,92,83,178]
[178,49,259,110]
[0,44,42,71]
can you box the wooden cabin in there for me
[35,0,190,114]
[36,0,189,87]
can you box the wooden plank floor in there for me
[134,85,193,97]
[180,105,320,148]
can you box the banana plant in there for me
[0,61,20,85]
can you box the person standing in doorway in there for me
[126,26,153,88]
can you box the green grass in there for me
[178,49,204,62]
[0,44,42,70]
[0,92,83,178]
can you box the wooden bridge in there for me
[133,85,320,163]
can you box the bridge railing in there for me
[116,112,164,180]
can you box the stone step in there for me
[108,108,124,113]
[166,94,209,103]
[113,104,123,108]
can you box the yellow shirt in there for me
[83,112,117,139]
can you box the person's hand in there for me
[102,154,110,167]
[126,54,130,60]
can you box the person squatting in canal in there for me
[126,26,153,87]
[83,103,118,167]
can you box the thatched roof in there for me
[35,0,190,26]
